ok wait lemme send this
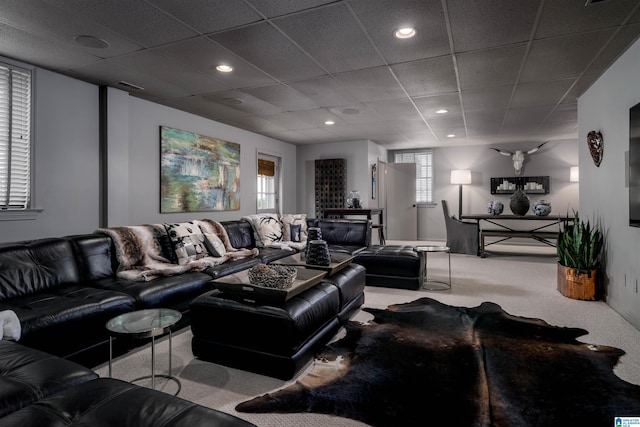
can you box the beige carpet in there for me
[94,243,640,427]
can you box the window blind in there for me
[394,150,433,203]
[0,63,31,210]
[257,158,275,177]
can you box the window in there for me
[257,154,280,213]
[394,150,433,204]
[0,61,32,211]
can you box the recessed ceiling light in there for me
[73,35,110,49]
[394,27,416,39]
[325,120,335,126]
[216,64,233,73]
[447,134,456,138]
[436,109,448,114]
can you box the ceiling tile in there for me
[221,116,287,134]
[456,44,526,91]
[287,76,362,107]
[585,23,640,78]
[447,0,541,52]
[243,84,318,111]
[0,0,142,57]
[333,67,407,102]
[255,111,321,131]
[503,106,555,128]
[510,79,575,109]
[110,51,229,95]
[210,22,326,81]
[391,56,457,97]
[520,30,615,82]
[465,110,506,137]
[413,93,462,119]
[326,104,385,124]
[149,0,262,33]
[367,98,424,121]
[43,0,198,47]
[273,3,385,73]
[461,86,513,112]
[349,0,450,64]
[246,0,338,18]
[164,95,255,120]
[200,90,283,116]
[535,0,640,39]
[156,37,277,89]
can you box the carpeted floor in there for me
[93,243,640,427]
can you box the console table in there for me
[460,214,572,257]
[322,208,385,244]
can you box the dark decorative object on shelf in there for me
[509,189,530,216]
[490,176,549,194]
[346,190,362,208]
[487,200,504,215]
[587,130,603,167]
[532,200,552,216]
[306,240,331,266]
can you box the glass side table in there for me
[415,246,451,291]
[106,308,182,395]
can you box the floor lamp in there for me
[451,169,472,219]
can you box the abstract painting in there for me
[160,126,240,213]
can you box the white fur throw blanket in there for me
[96,220,258,282]
[0,310,21,341]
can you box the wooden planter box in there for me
[557,263,599,300]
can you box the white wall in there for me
[391,141,579,241]
[0,67,100,242]
[579,36,640,329]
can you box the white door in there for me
[385,163,417,240]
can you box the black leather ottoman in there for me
[0,378,255,426]
[191,282,341,380]
[354,245,423,290]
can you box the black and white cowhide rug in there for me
[236,297,640,426]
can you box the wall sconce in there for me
[451,169,472,219]
[570,166,579,182]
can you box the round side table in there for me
[415,246,451,291]
[106,308,182,395]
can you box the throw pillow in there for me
[242,214,283,247]
[280,213,308,244]
[164,222,210,265]
[203,232,227,257]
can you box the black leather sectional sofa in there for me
[0,215,420,422]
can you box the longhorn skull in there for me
[490,141,548,176]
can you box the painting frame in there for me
[160,126,241,213]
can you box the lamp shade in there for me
[570,166,579,182]
[451,169,472,185]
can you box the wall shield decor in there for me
[587,130,604,167]
[160,126,240,213]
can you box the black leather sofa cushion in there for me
[205,257,261,279]
[0,341,98,418]
[0,285,136,341]
[0,378,256,427]
[320,264,366,309]
[190,283,340,356]
[354,245,421,277]
[0,239,81,300]
[220,220,256,249]
[311,219,370,251]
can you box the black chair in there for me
[441,200,479,255]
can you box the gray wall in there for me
[579,36,640,329]
[0,67,100,242]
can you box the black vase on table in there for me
[306,240,331,266]
[509,189,530,216]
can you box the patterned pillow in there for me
[242,214,283,248]
[203,232,226,257]
[281,214,308,244]
[164,222,210,265]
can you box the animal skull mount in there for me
[490,141,548,176]
[587,131,603,167]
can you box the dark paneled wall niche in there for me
[315,159,346,217]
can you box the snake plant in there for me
[557,211,603,272]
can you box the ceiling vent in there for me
[117,81,144,91]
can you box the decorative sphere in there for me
[487,200,504,215]
[532,200,552,216]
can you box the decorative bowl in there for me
[532,200,552,216]
[248,264,297,289]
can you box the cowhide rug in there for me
[236,297,640,426]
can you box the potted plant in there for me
[556,211,604,300]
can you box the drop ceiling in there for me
[1,0,639,149]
